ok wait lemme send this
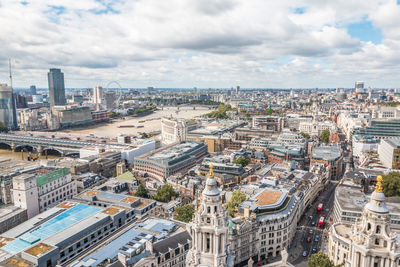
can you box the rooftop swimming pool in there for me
[2,204,101,254]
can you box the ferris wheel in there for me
[105,81,123,106]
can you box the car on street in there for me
[309,229,313,234]
[311,221,316,226]
[306,236,312,243]
[312,247,317,253]
[315,235,320,242]
[303,251,308,257]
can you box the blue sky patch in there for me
[90,0,120,15]
[48,5,66,16]
[347,21,382,44]
[276,56,292,64]
[294,8,305,14]
[21,1,28,6]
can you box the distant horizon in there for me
[11,87,394,91]
[1,1,400,88]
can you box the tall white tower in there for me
[186,164,231,267]
[93,86,103,105]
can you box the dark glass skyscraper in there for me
[0,84,18,130]
[48,68,66,107]
[30,85,36,95]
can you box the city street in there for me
[288,182,338,266]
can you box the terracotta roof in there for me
[85,190,100,196]
[102,207,121,215]
[57,202,77,209]
[122,196,137,203]
[24,243,54,257]
[256,190,282,206]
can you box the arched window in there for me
[367,223,371,231]
[376,225,381,234]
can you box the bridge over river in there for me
[0,133,128,157]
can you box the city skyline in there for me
[1,0,400,88]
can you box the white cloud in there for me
[0,0,399,88]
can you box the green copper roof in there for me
[116,171,136,182]
[36,168,70,187]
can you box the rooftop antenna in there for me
[8,58,13,88]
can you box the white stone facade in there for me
[186,164,232,267]
[161,118,187,145]
[299,120,337,137]
[329,176,400,267]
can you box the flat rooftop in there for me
[385,138,400,148]
[102,207,122,216]
[1,203,101,254]
[256,190,282,206]
[72,219,180,267]
[334,224,352,239]
[0,206,25,222]
[0,159,39,178]
[336,184,400,214]
[3,258,35,267]
[147,142,202,162]
[24,243,54,257]
[242,188,289,212]
[312,145,341,161]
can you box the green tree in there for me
[0,122,8,133]
[320,129,330,144]
[226,190,247,217]
[245,113,251,120]
[300,132,311,139]
[135,184,149,198]
[109,111,120,118]
[308,252,335,267]
[207,104,232,119]
[382,172,400,197]
[174,204,195,222]
[152,184,178,203]
[232,157,250,167]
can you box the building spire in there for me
[209,163,214,178]
[375,175,383,192]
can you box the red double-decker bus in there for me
[318,216,325,228]
[317,203,323,214]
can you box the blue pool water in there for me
[2,204,101,254]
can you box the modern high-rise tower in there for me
[48,68,66,107]
[0,84,18,130]
[355,81,364,93]
[30,85,36,95]
[93,86,103,104]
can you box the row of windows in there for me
[59,221,117,263]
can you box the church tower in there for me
[186,164,230,267]
[349,175,399,266]
[329,175,400,267]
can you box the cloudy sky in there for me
[0,0,400,88]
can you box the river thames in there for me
[61,106,211,138]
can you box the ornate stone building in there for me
[329,176,400,267]
[186,164,234,267]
